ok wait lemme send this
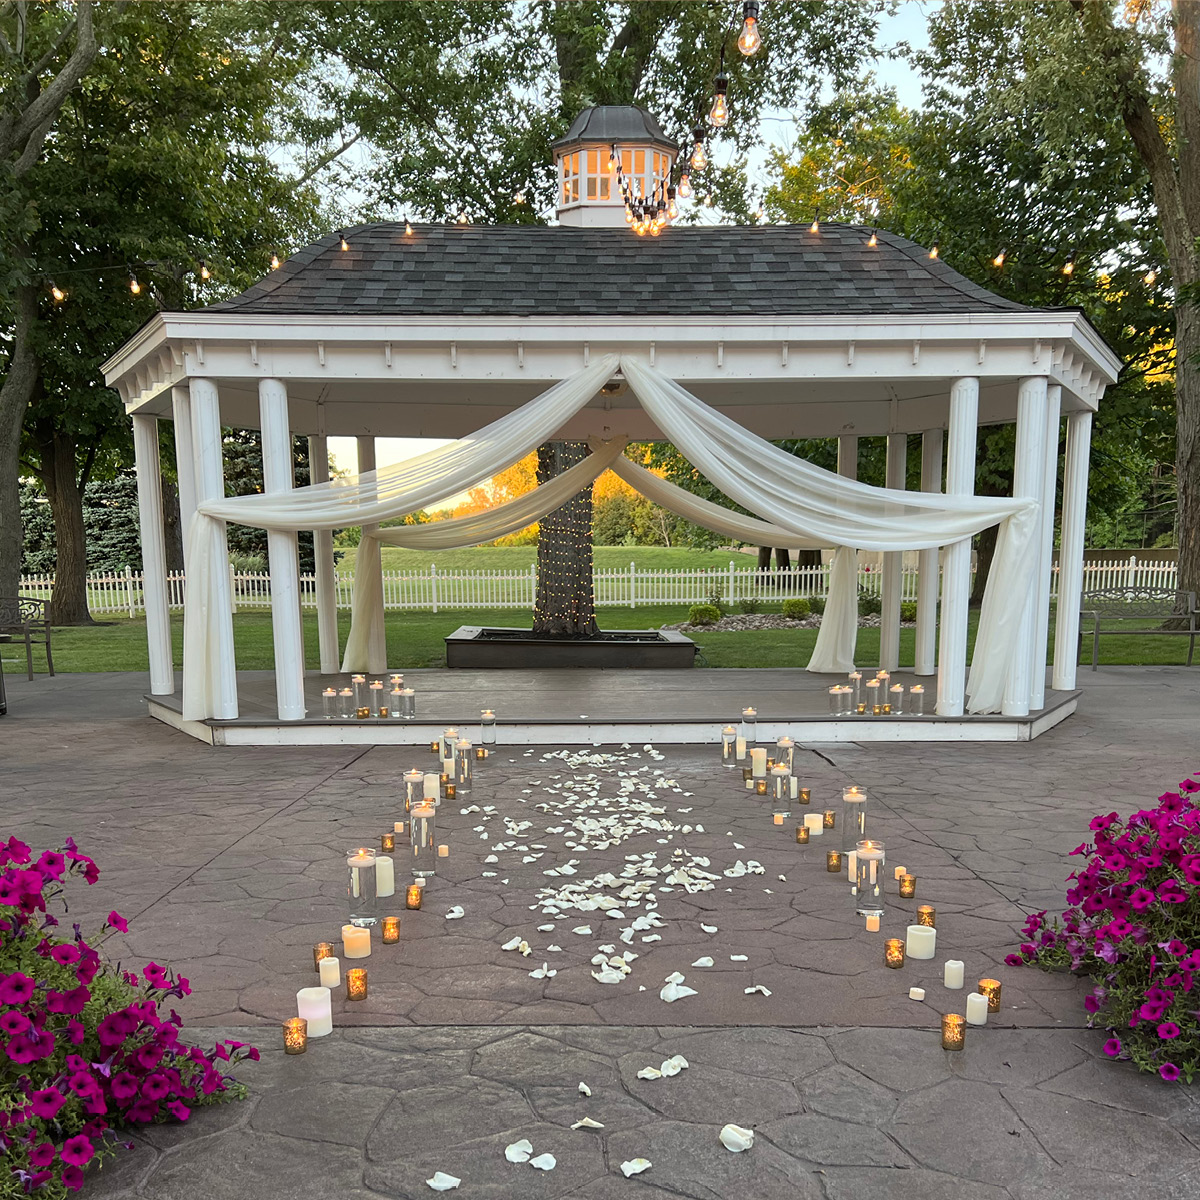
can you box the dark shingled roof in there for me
[204,223,1037,318]
[550,104,678,153]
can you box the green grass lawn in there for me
[10,605,1196,675]
[342,544,756,575]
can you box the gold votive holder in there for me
[381,831,395,853]
[822,809,836,829]
[941,1013,966,1051]
[346,967,368,1000]
[872,704,882,716]
[445,783,457,800]
[381,916,401,944]
[898,873,916,899]
[856,703,867,715]
[282,1017,307,1054]
[430,740,441,753]
[378,707,389,719]
[356,706,370,720]
[884,939,905,968]
[405,884,423,910]
[313,942,335,971]
[882,703,892,715]
[796,825,810,844]
[799,787,811,805]
[978,978,1002,1012]
[766,758,776,770]
[826,849,843,872]
[755,779,769,795]
[916,905,936,928]
[742,766,754,782]
[439,772,451,786]
[475,747,488,760]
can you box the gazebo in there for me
[102,106,1120,746]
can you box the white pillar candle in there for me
[375,854,395,898]
[803,813,823,837]
[318,956,341,989]
[341,924,371,959]
[943,959,965,989]
[735,735,747,759]
[394,821,406,833]
[750,747,768,778]
[790,777,799,800]
[893,865,908,881]
[865,914,880,932]
[905,924,936,960]
[423,773,440,801]
[847,850,858,882]
[296,986,333,1037]
[966,991,989,1025]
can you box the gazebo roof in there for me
[203,223,1035,319]
[550,104,678,153]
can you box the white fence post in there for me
[1126,554,1138,590]
[727,561,736,606]
[431,563,438,614]
[228,563,238,614]
[124,565,136,618]
[630,561,636,608]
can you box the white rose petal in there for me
[504,1140,534,1163]
[501,937,522,951]
[572,925,593,935]
[445,906,465,920]
[636,1066,662,1080]
[719,1124,755,1153]
[578,1081,591,1096]
[745,985,772,997]
[538,924,555,932]
[571,1117,604,1130]
[691,956,714,968]
[660,980,698,1003]
[730,954,749,962]
[426,1171,461,1190]
[529,1153,557,1171]
[701,923,718,934]
[620,1159,652,1177]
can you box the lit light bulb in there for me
[755,204,765,221]
[704,192,713,207]
[270,251,280,270]
[667,187,678,219]
[992,248,1006,268]
[677,172,693,199]
[50,283,65,302]
[405,219,413,235]
[738,2,762,56]
[129,273,141,295]
[708,71,729,127]
[867,229,878,247]
[624,205,633,224]
[1062,257,1075,275]
[199,261,210,280]
[339,232,350,251]
[928,241,939,260]
[607,144,617,170]
[1144,268,1157,285]
[691,142,708,171]
[456,212,469,224]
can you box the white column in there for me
[308,435,340,674]
[189,378,239,719]
[915,428,944,675]
[1002,375,1050,716]
[170,386,197,557]
[260,379,306,720]
[1052,410,1093,691]
[1029,385,1062,709]
[357,435,388,671]
[879,433,906,671]
[132,415,173,696]
[837,435,858,480]
[936,378,979,716]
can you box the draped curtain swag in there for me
[183,354,1036,720]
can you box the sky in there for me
[327,1,934,481]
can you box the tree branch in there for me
[292,130,362,187]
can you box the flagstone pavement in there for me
[3,666,1199,1199]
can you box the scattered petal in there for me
[572,926,593,935]
[501,937,522,951]
[621,1159,652,1177]
[426,1171,461,1190]
[578,1082,592,1097]
[730,955,748,962]
[571,1118,604,1130]
[505,1140,533,1164]
[660,980,698,1003]
[744,985,772,997]
[637,1066,662,1080]
[445,906,465,920]
[701,923,718,934]
[719,1124,755,1153]
[691,956,715,968]
[529,1153,557,1171]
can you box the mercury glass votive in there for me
[430,739,441,754]
[409,803,437,878]
[346,968,368,1000]
[826,849,843,872]
[822,809,836,829]
[282,1017,308,1054]
[480,709,497,745]
[322,687,337,719]
[339,687,354,719]
[884,938,905,968]
[795,824,810,844]
[856,702,867,715]
[916,905,936,928]
[899,873,916,899]
[475,746,488,761]
[941,1013,966,1051]
[978,978,1002,1012]
[313,942,335,971]
[444,783,457,800]
[721,725,737,768]
[454,740,474,794]
[381,831,395,853]
[798,787,811,806]
[755,779,768,796]
[346,847,378,926]
[405,882,423,910]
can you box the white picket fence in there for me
[18,555,1181,618]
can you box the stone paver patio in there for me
[3,666,1199,1198]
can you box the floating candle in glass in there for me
[941,1013,965,1051]
[770,764,791,806]
[916,905,936,928]
[965,991,989,1025]
[352,674,368,716]
[322,687,338,719]
[282,1017,308,1054]
[884,938,905,968]
[381,831,395,853]
[866,679,881,713]
[454,739,473,794]
[826,849,843,872]
[906,924,937,960]
[313,942,335,971]
[822,809,836,829]
[389,672,404,689]
[318,955,341,989]
[795,824,810,844]
[855,839,886,917]
[398,687,416,719]
[978,978,1002,1012]
[369,679,384,717]
[346,967,368,1001]
[721,725,737,768]
[848,671,862,706]
[480,709,497,745]
[339,687,354,718]
[388,686,402,718]
[296,986,332,1037]
[405,883,423,910]
[346,847,378,926]
[410,803,437,878]
[909,684,926,716]
[341,924,370,959]
[440,726,459,763]
[828,686,841,714]
[841,786,867,854]
[775,736,795,772]
[381,916,401,944]
[944,960,965,989]
[739,707,757,755]
[403,769,424,813]
[899,873,916,899]
[889,683,904,714]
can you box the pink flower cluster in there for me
[1007,773,1200,1082]
[1,836,257,1192]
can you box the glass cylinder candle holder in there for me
[822,809,836,829]
[339,687,354,718]
[877,670,890,684]
[313,942,335,971]
[755,779,768,796]
[352,673,367,707]
[346,847,378,926]
[346,967,368,1000]
[388,687,403,718]
[738,707,757,758]
[721,725,737,767]
[282,1017,308,1054]
[322,687,337,719]
[397,687,416,719]
[826,849,843,872]
[828,686,841,715]
[381,831,395,853]
[795,824,810,844]
[865,679,880,710]
[381,916,400,944]
[439,728,458,773]
[848,671,862,705]
[480,709,497,745]
[402,769,423,813]
[916,905,936,928]
[899,873,916,899]
[889,683,904,715]
[409,803,437,878]
[389,671,404,688]
[774,735,795,772]
[842,686,856,715]
[369,679,385,717]
[884,938,905,968]
[855,838,886,917]
[742,766,754,791]
[841,786,867,854]
[909,684,926,716]
[941,1013,966,1051]
[405,882,423,910]
[770,764,791,806]
[454,740,473,793]
[978,978,1002,1012]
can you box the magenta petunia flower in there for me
[109,1072,139,1102]
[1157,1021,1182,1039]
[1129,887,1156,910]
[29,1088,67,1119]
[60,1166,84,1193]
[0,972,36,1005]
[141,1073,170,1101]
[1160,1062,1181,1081]
[106,911,128,933]
[1103,1037,1122,1057]
[142,962,169,989]
[1005,953,1024,967]
[34,851,65,879]
[167,1099,190,1121]
[50,944,81,966]
[0,1010,29,1036]
[59,1136,94,1167]
[28,1143,55,1169]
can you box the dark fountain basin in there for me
[445,626,697,669]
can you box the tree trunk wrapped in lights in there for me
[532,441,599,638]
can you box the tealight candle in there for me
[822,809,836,829]
[313,942,335,971]
[318,955,341,988]
[283,1017,308,1054]
[795,825,810,844]
[374,853,395,898]
[941,1013,966,1051]
[978,978,1002,1012]
[773,811,786,826]
[908,987,924,1001]
[405,883,423,910]
[346,967,368,1000]
[916,905,936,928]
[438,844,449,857]
[341,923,371,959]
[906,924,937,960]
[296,986,332,1038]
[381,831,395,853]
[381,916,401,944]
[826,849,843,872]
[884,938,905,968]
[865,914,881,932]
[899,873,916,899]
[944,960,965,989]
[966,991,989,1025]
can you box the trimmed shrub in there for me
[736,597,762,615]
[781,598,811,619]
[808,596,827,616]
[857,591,882,617]
[687,604,722,627]
[900,601,918,622]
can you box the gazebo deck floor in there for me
[147,667,1078,746]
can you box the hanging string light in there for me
[49,282,65,302]
[667,187,678,220]
[339,231,350,250]
[1062,253,1076,276]
[677,171,693,199]
[992,247,1007,268]
[809,208,820,234]
[928,241,939,260]
[690,134,708,172]
[128,270,141,295]
[1144,267,1157,285]
[405,218,413,235]
[867,228,878,247]
[270,250,281,270]
[737,1,762,55]
[708,67,730,127]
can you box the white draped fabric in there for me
[183,353,1037,720]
